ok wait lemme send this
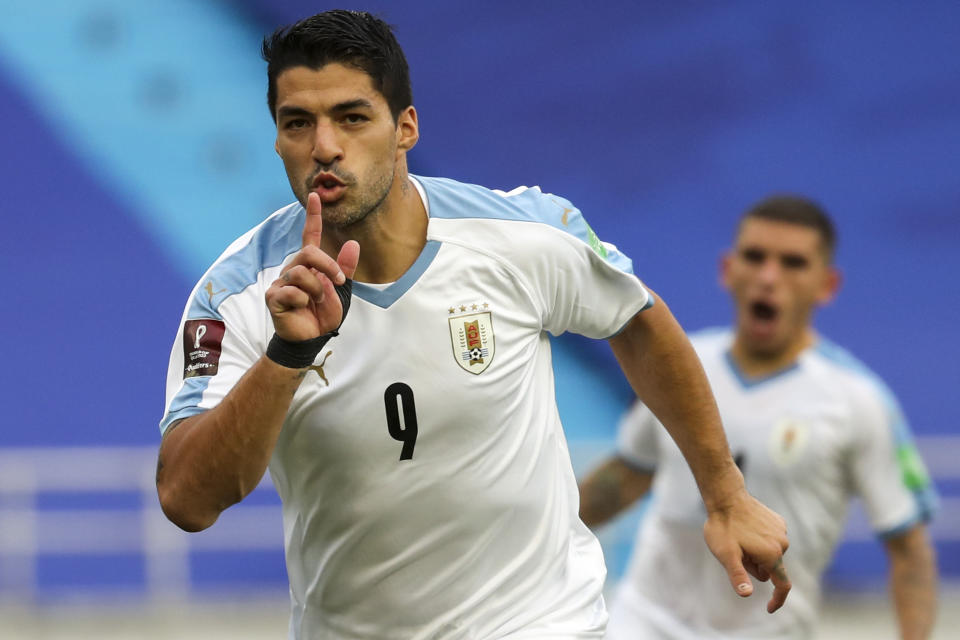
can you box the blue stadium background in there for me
[0,0,957,602]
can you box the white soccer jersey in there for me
[609,328,937,640]
[161,176,651,639]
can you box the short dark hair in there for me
[261,10,413,122]
[739,194,837,260]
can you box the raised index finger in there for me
[302,192,323,248]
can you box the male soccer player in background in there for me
[580,195,938,639]
[156,10,790,638]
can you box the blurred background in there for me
[0,0,957,637]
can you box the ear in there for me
[719,250,734,291]
[274,137,281,156]
[816,265,842,305]
[396,106,419,152]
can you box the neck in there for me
[323,171,427,284]
[730,327,817,378]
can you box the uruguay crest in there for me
[768,417,810,467]
[449,309,495,374]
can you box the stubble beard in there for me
[297,162,395,229]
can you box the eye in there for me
[741,248,765,264]
[781,254,809,270]
[283,118,310,130]
[343,113,369,125]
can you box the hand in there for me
[703,488,791,613]
[266,192,360,341]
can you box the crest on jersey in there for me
[768,418,810,467]
[448,308,495,374]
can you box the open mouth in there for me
[311,172,348,201]
[312,171,347,189]
[750,300,779,321]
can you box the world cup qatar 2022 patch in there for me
[182,319,226,379]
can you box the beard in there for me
[293,162,395,229]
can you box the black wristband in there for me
[266,332,336,369]
[333,278,353,331]
[265,278,353,369]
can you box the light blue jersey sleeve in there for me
[817,341,938,537]
[419,175,653,339]
[159,204,304,435]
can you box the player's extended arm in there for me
[609,290,791,612]
[157,193,359,532]
[579,457,653,528]
[157,358,318,532]
[885,524,938,640]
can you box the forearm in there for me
[578,456,653,528]
[887,526,938,640]
[609,293,743,510]
[156,356,307,531]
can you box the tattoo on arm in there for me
[582,467,626,524]
[580,458,652,528]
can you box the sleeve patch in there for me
[582,220,608,259]
[182,319,226,379]
[897,444,932,491]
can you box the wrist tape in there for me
[266,332,337,369]
[266,278,353,369]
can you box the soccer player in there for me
[580,195,939,639]
[155,10,790,638]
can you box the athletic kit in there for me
[609,328,938,640]
[161,176,651,639]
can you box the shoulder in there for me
[807,337,904,421]
[418,174,569,225]
[811,338,937,522]
[186,202,304,320]
[417,175,635,274]
[808,338,894,399]
[687,327,734,360]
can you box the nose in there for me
[756,257,782,286]
[311,121,343,166]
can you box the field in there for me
[1,587,957,639]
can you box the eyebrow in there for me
[740,246,812,266]
[780,253,810,265]
[276,105,314,120]
[276,99,375,120]
[330,98,374,113]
